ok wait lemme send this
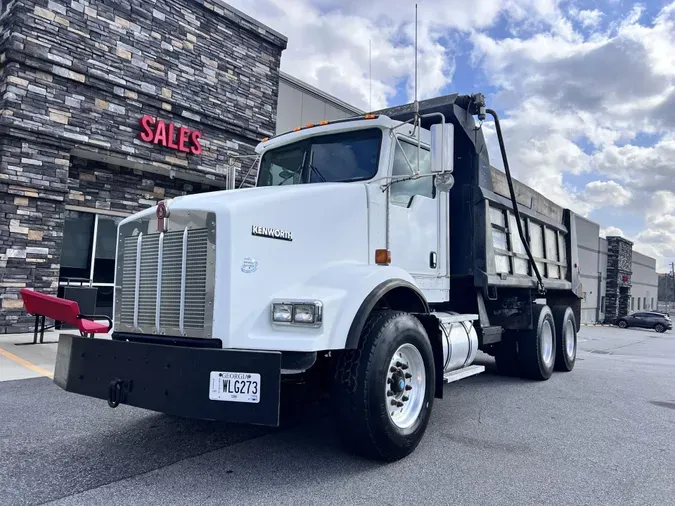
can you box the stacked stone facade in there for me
[604,236,633,323]
[0,0,287,332]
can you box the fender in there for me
[344,278,429,349]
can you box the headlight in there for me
[272,303,293,323]
[271,300,323,327]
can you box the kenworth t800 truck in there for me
[54,93,582,462]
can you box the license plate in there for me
[209,371,261,403]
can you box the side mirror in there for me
[430,122,454,173]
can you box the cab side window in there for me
[390,139,434,207]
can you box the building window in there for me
[59,210,125,316]
[644,297,647,310]
[601,296,606,313]
[651,297,654,310]
[637,298,641,310]
[631,297,634,310]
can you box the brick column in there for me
[604,236,633,322]
[0,137,70,333]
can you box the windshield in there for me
[257,128,382,186]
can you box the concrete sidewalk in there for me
[0,329,112,382]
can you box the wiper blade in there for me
[308,163,327,182]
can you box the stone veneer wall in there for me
[0,0,287,332]
[604,236,633,322]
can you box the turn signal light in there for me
[375,249,391,265]
[364,114,376,119]
[261,137,269,142]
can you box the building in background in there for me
[276,72,363,134]
[574,215,658,324]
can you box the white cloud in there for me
[600,226,625,238]
[570,8,603,28]
[583,180,632,207]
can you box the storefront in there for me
[0,0,288,332]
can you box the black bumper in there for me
[54,334,282,426]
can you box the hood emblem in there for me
[241,257,258,273]
[156,201,169,232]
[252,225,292,241]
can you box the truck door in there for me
[388,137,449,302]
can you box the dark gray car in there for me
[617,312,672,333]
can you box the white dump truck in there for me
[54,93,582,461]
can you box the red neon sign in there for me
[138,115,202,155]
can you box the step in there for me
[443,364,485,383]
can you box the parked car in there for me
[617,312,672,333]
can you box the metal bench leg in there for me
[33,315,39,345]
[40,315,46,344]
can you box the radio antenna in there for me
[369,38,372,111]
[414,3,418,109]
[414,3,420,175]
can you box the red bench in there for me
[19,288,113,344]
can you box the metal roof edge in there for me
[279,71,364,115]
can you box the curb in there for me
[581,323,614,327]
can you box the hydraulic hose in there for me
[486,108,546,294]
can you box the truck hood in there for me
[114,182,371,346]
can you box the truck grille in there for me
[118,228,210,336]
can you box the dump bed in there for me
[372,94,581,296]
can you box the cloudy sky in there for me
[230,0,675,272]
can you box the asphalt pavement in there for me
[1,325,674,506]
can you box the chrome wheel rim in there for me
[385,343,426,430]
[541,320,554,367]
[564,319,576,359]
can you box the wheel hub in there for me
[541,320,554,367]
[385,343,426,430]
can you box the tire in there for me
[552,305,577,372]
[655,323,666,333]
[332,310,436,462]
[493,336,520,376]
[617,320,628,329]
[518,304,556,381]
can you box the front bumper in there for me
[54,334,282,426]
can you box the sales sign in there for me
[138,115,203,155]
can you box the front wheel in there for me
[655,323,666,333]
[332,310,436,462]
[618,320,628,329]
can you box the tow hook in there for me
[107,378,132,408]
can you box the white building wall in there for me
[575,215,601,323]
[631,251,659,312]
[275,72,363,134]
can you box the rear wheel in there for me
[655,323,666,333]
[552,305,577,372]
[518,304,556,381]
[618,319,628,329]
[332,310,435,462]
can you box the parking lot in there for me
[1,325,674,506]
